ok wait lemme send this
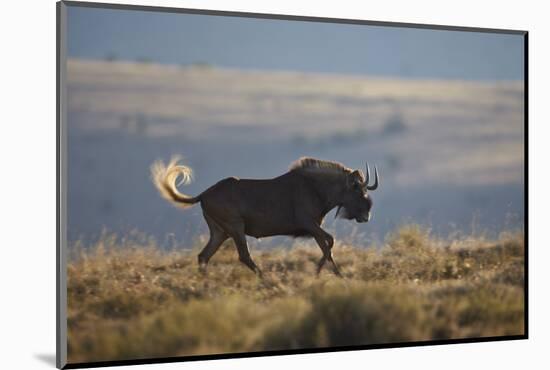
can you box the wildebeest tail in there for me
[150,156,200,209]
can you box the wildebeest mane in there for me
[289,157,353,177]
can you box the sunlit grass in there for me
[67,225,525,363]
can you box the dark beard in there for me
[335,205,354,220]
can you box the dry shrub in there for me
[257,282,428,350]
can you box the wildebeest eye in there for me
[353,182,362,192]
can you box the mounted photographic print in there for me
[56,1,527,368]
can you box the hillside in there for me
[66,59,525,243]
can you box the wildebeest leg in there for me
[310,226,342,277]
[230,231,263,277]
[327,252,342,277]
[316,254,328,274]
[197,214,228,272]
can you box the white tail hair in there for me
[150,156,199,209]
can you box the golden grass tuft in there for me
[67,225,525,363]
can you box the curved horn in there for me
[364,162,379,191]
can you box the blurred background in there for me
[66,5,525,246]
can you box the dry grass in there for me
[67,225,525,363]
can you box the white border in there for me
[3,0,549,369]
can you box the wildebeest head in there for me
[336,162,379,223]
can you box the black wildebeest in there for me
[151,156,379,277]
